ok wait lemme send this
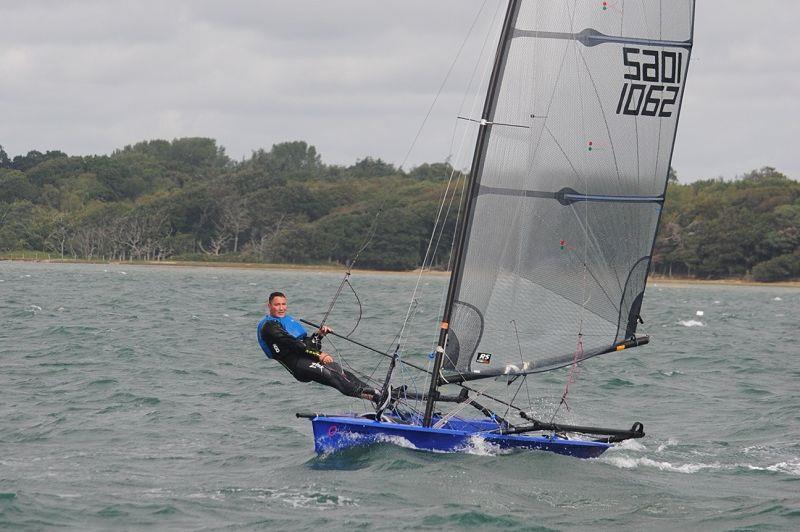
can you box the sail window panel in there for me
[465,269,614,375]
[513,198,659,339]
[452,187,660,372]
[513,0,694,43]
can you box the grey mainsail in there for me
[436,0,696,385]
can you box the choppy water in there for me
[1,262,798,530]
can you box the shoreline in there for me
[2,256,799,287]
[0,256,448,277]
[647,276,800,289]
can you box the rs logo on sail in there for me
[616,47,684,117]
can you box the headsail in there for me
[440,0,696,383]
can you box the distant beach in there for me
[3,254,799,287]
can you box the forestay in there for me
[442,0,695,381]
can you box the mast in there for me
[423,0,522,427]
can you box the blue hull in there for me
[309,415,611,458]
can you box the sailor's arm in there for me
[262,321,332,363]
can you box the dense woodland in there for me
[1,138,798,281]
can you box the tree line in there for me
[654,167,800,281]
[0,139,459,271]
[1,138,798,280]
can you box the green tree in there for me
[348,157,397,179]
[0,145,10,168]
[0,169,37,203]
[752,253,800,281]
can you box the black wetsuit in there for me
[260,320,375,399]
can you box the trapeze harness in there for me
[257,314,375,399]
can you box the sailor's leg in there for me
[273,354,312,382]
[293,357,377,399]
[324,361,379,399]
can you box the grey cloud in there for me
[0,0,797,180]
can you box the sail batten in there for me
[438,0,695,383]
[513,28,692,49]
[477,185,664,204]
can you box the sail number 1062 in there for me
[616,48,684,117]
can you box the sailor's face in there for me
[268,296,288,317]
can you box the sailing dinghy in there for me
[298,0,695,458]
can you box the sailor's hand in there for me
[318,325,333,336]
[319,352,334,365]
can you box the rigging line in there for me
[550,333,584,424]
[396,177,454,351]
[398,0,490,171]
[300,318,532,415]
[398,3,497,354]
[448,0,502,159]
[433,378,493,429]
[413,0,501,363]
[323,335,382,388]
[511,320,534,410]
[317,190,382,332]
[429,173,462,271]
[343,278,362,338]
[416,3,500,373]
[397,123,470,354]
[502,375,527,422]
[398,179,463,356]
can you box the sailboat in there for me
[298,0,695,458]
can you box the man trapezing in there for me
[257,291,392,407]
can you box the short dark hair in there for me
[268,291,286,303]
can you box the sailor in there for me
[258,291,389,405]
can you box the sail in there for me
[443,0,695,381]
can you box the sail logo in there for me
[616,48,684,118]
[476,352,492,364]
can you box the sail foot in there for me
[440,335,649,384]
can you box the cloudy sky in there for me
[1,1,797,181]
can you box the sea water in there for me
[1,262,798,530]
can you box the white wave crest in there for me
[742,460,800,476]
[613,439,646,452]
[602,455,721,473]
[373,433,419,450]
[773,297,782,301]
[277,489,356,509]
[678,319,705,327]
[318,431,419,455]
[458,435,510,456]
[213,486,356,508]
[656,438,679,452]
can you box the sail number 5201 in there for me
[616,47,684,117]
